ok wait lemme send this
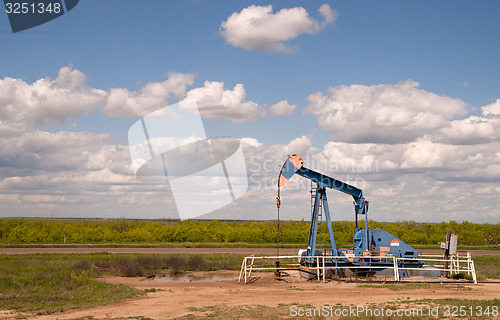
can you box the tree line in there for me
[0,218,498,246]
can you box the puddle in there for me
[148,273,239,282]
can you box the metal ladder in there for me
[310,181,324,250]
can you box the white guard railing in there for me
[238,253,477,285]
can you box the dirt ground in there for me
[9,271,497,320]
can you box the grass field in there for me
[0,253,498,317]
[0,254,138,315]
[0,253,244,316]
[0,218,497,318]
[473,256,500,280]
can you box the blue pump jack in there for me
[277,155,422,278]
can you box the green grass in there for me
[0,254,140,315]
[0,253,244,315]
[102,253,244,276]
[178,304,323,320]
[473,256,500,280]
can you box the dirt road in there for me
[0,247,499,256]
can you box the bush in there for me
[0,218,498,246]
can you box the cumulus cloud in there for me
[314,141,387,175]
[425,140,498,179]
[84,143,134,176]
[0,65,289,219]
[218,133,498,221]
[242,135,316,188]
[2,66,499,222]
[315,136,500,183]
[0,128,177,218]
[240,137,262,148]
[304,80,467,144]
[220,4,338,53]
[400,138,461,169]
[268,100,297,116]
[0,66,107,132]
[183,81,265,122]
[103,73,266,123]
[482,99,500,115]
[0,130,110,175]
[102,72,195,119]
[437,99,500,145]
[193,132,500,222]
[0,66,171,218]
[438,116,500,145]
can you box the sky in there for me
[1,1,500,223]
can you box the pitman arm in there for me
[278,155,369,218]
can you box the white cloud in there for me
[240,137,262,148]
[240,135,317,193]
[0,129,178,219]
[220,4,338,53]
[0,66,285,219]
[318,4,338,24]
[482,99,500,115]
[315,141,387,174]
[268,100,297,116]
[371,182,407,197]
[314,135,500,182]
[438,116,500,145]
[183,81,265,122]
[1,66,499,222]
[304,80,467,144]
[102,72,195,119]
[0,66,107,132]
[0,130,110,172]
[103,74,266,123]
[284,136,317,156]
[212,134,500,222]
[85,143,134,176]
[400,138,460,169]
[437,99,500,145]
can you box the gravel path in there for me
[0,247,498,255]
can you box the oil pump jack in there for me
[277,155,422,278]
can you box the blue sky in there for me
[1,1,500,222]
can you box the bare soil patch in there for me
[25,270,500,320]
